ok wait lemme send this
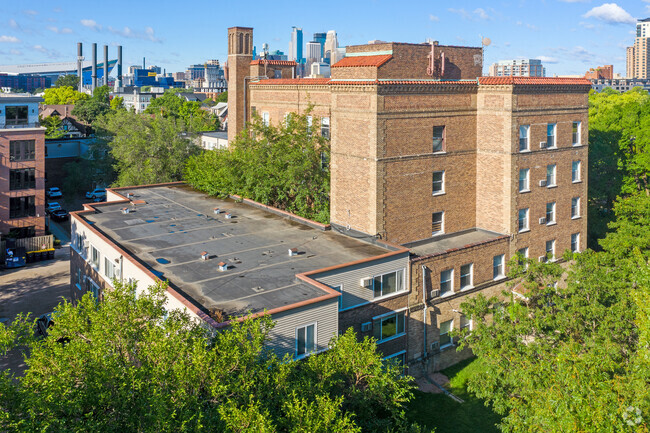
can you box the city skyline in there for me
[0,0,646,76]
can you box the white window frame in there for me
[104,257,115,280]
[546,239,556,261]
[460,314,472,332]
[306,115,312,135]
[571,233,580,253]
[519,125,530,152]
[295,322,317,359]
[432,211,444,236]
[87,277,100,299]
[546,164,557,187]
[440,268,454,296]
[546,202,556,225]
[382,350,406,368]
[372,269,406,299]
[572,121,581,146]
[547,123,557,148]
[571,197,581,218]
[373,309,407,344]
[517,247,529,268]
[493,254,505,280]
[439,319,454,348]
[518,208,529,232]
[262,111,269,127]
[460,263,473,290]
[90,244,100,269]
[432,125,445,153]
[572,160,581,183]
[321,116,330,139]
[432,170,445,195]
[519,168,530,193]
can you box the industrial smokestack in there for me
[117,45,123,89]
[103,45,108,87]
[91,43,97,92]
[143,57,146,69]
[77,42,83,92]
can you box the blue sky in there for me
[0,1,646,76]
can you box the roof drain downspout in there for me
[422,265,428,373]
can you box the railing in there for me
[0,122,41,129]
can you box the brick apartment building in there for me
[70,27,588,377]
[0,94,46,238]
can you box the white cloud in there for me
[108,25,161,42]
[448,7,491,20]
[474,8,489,20]
[32,45,61,59]
[9,19,18,29]
[47,26,73,34]
[579,21,596,29]
[53,7,62,13]
[0,35,20,43]
[23,10,37,16]
[81,19,101,31]
[448,8,472,20]
[583,3,636,25]
[429,14,440,22]
[536,55,559,63]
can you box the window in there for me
[519,168,530,192]
[519,125,530,151]
[546,202,556,224]
[460,314,472,331]
[439,319,453,347]
[321,117,330,139]
[547,123,556,148]
[86,278,100,300]
[432,171,445,195]
[440,269,453,295]
[432,126,445,152]
[432,211,444,235]
[493,254,505,279]
[372,269,405,298]
[9,168,35,190]
[572,160,581,182]
[518,208,529,232]
[9,196,35,218]
[104,257,115,279]
[383,351,406,371]
[90,245,100,269]
[571,197,580,218]
[460,263,473,290]
[546,240,555,260]
[373,311,406,342]
[333,285,343,311]
[76,268,83,290]
[9,140,35,161]
[571,233,580,253]
[262,112,269,126]
[572,121,581,145]
[517,247,529,266]
[306,116,312,135]
[546,164,556,187]
[296,323,316,357]
[5,105,28,126]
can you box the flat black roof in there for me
[80,185,393,316]
[404,228,505,258]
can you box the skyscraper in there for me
[289,27,303,63]
[628,18,650,78]
[324,30,339,64]
[306,41,322,61]
[313,32,327,59]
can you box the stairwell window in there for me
[546,164,556,187]
[571,197,581,218]
[432,126,445,152]
[571,233,580,253]
[440,269,453,295]
[519,125,530,151]
[493,254,505,280]
[460,263,473,290]
[321,117,330,139]
[546,202,556,224]
[439,319,453,348]
[518,208,529,232]
[572,121,581,146]
[547,123,556,148]
[519,168,530,192]
[432,171,445,195]
[572,160,581,182]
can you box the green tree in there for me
[43,85,89,105]
[184,110,330,223]
[39,115,65,139]
[0,281,421,432]
[216,91,228,103]
[145,90,217,132]
[96,109,199,186]
[54,74,79,89]
[110,95,125,111]
[72,85,111,124]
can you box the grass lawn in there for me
[406,357,502,433]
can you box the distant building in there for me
[585,65,613,80]
[306,41,322,61]
[172,71,186,81]
[113,87,159,113]
[489,59,546,77]
[590,77,650,93]
[40,105,92,139]
[627,18,650,79]
[0,60,116,90]
[197,130,228,150]
[627,46,635,78]
[0,74,51,92]
[313,32,327,58]
[324,31,339,64]
[0,94,46,238]
[289,27,303,63]
[310,62,330,78]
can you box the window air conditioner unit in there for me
[539,217,547,225]
[539,141,547,149]
[360,277,373,288]
[430,341,440,353]
[361,322,372,332]
[429,289,440,299]
[539,179,547,187]
[539,256,547,263]
[83,240,89,248]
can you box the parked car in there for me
[50,209,69,221]
[46,187,63,198]
[86,188,106,200]
[46,202,61,213]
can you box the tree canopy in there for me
[54,74,79,89]
[71,85,111,124]
[0,281,422,432]
[185,110,330,223]
[144,90,218,132]
[39,115,65,139]
[42,85,89,105]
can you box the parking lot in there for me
[0,246,71,374]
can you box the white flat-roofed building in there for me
[489,59,546,77]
